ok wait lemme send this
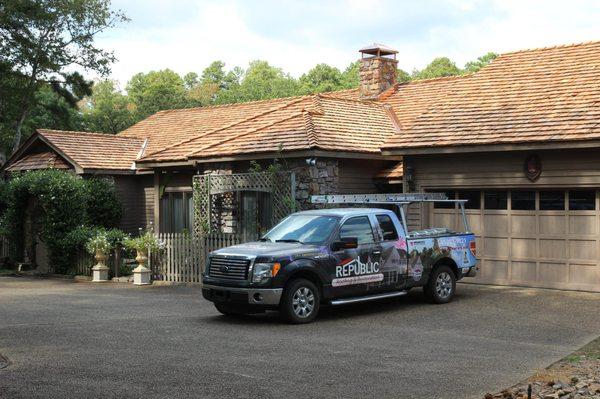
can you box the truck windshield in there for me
[262,215,339,245]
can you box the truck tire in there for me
[280,278,320,324]
[424,265,456,304]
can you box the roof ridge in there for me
[319,94,389,108]
[38,129,144,142]
[302,111,319,148]
[142,96,310,159]
[148,87,358,115]
[186,110,307,158]
[498,39,600,57]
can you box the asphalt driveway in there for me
[0,277,599,399]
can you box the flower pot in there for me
[91,251,109,282]
[133,249,151,286]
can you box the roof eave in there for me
[1,131,83,174]
[382,139,600,156]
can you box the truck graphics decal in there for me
[407,236,476,282]
[332,257,384,287]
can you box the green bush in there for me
[83,177,122,228]
[0,170,124,274]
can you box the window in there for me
[484,191,507,210]
[160,191,193,233]
[457,190,481,209]
[511,191,535,210]
[376,214,399,240]
[434,190,456,209]
[569,190,596,211]
[540,191,565,210]
[338,217,375,245]
[263,215,339,245]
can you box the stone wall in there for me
[359,56,398,99]
[287,158,339,210]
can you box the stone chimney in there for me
[359,43,398,99]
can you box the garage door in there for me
[430,190,600,292]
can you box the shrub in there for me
[83,177,122,228]
[0,170,124,274]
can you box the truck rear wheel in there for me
[280,278,320,324]
[424,265,456,304]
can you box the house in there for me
[3,41,599,292]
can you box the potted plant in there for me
[123,230,160,286]
[86,233,112,282]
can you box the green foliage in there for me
[0,170,123,273]
[126,69,190,119]
[412,57,462,80]
[299,64,343,94]
[81,80,135,134]
[85,232,111,255]
[123,230,160,253]
[464,52,499,73]
[83,177,122,228]
[0,0,128,152]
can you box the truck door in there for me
[375,213,408,290]
[329,216,383,297]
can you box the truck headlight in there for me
[252,262,281,283]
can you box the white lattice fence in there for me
[150,233,247,283]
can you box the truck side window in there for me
[376,214,399,241]
[338,216,375,245]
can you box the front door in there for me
[329,216,383,298]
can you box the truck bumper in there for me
[202,284,283,306]
[465,266,477,278]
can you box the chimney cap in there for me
[359,43,398,58]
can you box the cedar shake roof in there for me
[6,151,71,171]
[37,130,146,171]
[376,162,403,179]
[132,90,399,163]
[3,129,146,173]
[382,41,600,151]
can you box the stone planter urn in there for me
[91,251,109,282]
[133,249,151,285]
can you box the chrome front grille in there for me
[208,256,251,280]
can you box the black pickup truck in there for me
[202,197,477,323]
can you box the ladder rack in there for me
[310,193,470,233]
[311,193,467,205]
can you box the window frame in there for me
[160,189,194,233]
[375,214,399,241]
[337,216,376,246]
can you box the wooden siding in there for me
[405,148,600,292]
[113,175,144,233]
[337,159,386,194]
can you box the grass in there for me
[0,268,18,277]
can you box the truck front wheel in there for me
[424,265,456,304]
[280,278,320,324]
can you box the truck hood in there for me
[211,241,325,260]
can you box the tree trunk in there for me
[12,108,29,154]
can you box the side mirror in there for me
[332,237,358,251]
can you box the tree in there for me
[412,57,462,80]
[81,80,135,134]
[0,0,128,153]
[464,52,498,73]
[217,60,299,104]
[126,69,188,119]
[340,61,360,89]
[298,64,343,94]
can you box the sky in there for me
[95,0,600,87]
